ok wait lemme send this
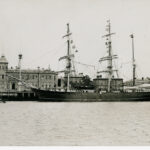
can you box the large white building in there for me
[0,55,59,92]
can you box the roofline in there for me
[6,70,58,75]
[93,78,123,80]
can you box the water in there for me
[0,101,150,146]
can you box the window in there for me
[2,75,4,79]
[58,79,61,87]
[12,83,15,90]
[26,75,29,80]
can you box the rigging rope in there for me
[25,42,66,67]
[73,60,95,69]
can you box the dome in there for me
[0,55,8,64]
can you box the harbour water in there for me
[0,101,150,146]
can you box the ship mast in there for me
[130,34,136,86]
[61,23,73,92]
[99,20,117,92]
[66,23,71,91]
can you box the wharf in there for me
[0,91,38,101]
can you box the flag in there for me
[130,34,134,38]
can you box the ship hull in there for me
[32,88,150,102]
[32,89,101,102]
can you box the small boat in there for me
[32,21,150,101]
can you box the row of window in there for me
[97,81,122,86]
[8,74,55,80]
[0,66,8,70]
[41,84,53,89]
[8,83,53,90]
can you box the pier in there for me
[0,91,38,101]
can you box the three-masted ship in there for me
[32,22,150,101]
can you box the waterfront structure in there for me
[68,73,84,83]
[0,55,8,92]
[124,78,150,87]
[6,69,58,92]
[63,73,84,89]
[0,55,58,92]
[56,75,84,91]
[93,75,123,92]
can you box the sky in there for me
[0,0,150,80]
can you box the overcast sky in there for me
[0,0,150,80]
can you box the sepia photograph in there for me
[0,0,150,147]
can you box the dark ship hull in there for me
[32,88,150,102]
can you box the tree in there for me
[81,75,94,89]
[70,75,94,90]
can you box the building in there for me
[64,73,84,83]
[93,75,123,92]
[124,77,150,86]
[0,55,8,92]
[6,69,58,92]
[58,73,84,90]
[0,55,58,92]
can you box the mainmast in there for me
[99,20,117,92]
[130,34,136,86]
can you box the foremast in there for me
[98,20,118,92]
[59,23,75,92]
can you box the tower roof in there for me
[0,55,8,64]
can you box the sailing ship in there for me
[32,21,150,101]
